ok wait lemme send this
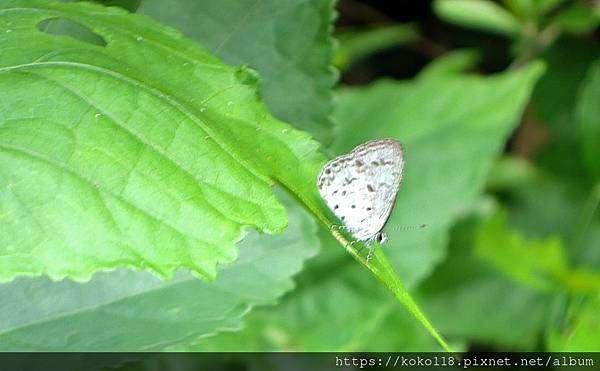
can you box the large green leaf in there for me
[0,194,318,351]
[137,0,337,143]
[0,0,325,281]
[331,60,544,287]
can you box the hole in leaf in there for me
[37,18,107,47]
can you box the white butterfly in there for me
[317,139,404,260]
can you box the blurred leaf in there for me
[333,24,419,72]
[531,37,600,181]
[195,230,441,351]
[417,49,481,79]
[332,63,544,287]
[0,195,319,351]
[137,0,337,144]
[549,294,600,351]
[578,60,600,180]
[434,0,521,36]
[533,38,599,128]
[559,269,600,293]
[486,155,539,191]
[551,2,600,35]
[475,209,568,291]
[503,0,564,20]
[419,219,561,350]
[0,0,328,281]
[504,176,600,272]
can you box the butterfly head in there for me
[376,231,388,244]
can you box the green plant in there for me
[0,0,598,354]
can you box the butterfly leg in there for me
[335,225,350,231]
[353,241,365,254]
[331,224,350,233]
[366,245,376,262]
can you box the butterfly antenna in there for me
[394,224,427,231]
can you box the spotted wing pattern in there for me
[317,139,404,242]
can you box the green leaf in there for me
[475,209,568,291]
[0,0,326,281]
[485,155,540,191]
[491,176,600,357]
[137,0,338,143]
[533,38,599,129]
[578,60,600,180]
[0,194,319,351]
[332,62,544,287]
[433,0,521,36]
[333,24,419,72]
[531,37,600,181]
[417,49,481,79]
[551,2,600,35]
[549,293,600,351]
[502,0,564,20]
[504,176,600,271]
[419,218,561,350]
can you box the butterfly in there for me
[317,139,404,261]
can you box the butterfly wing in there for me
[317,139,404,241]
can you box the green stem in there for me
[510,24,560,69]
